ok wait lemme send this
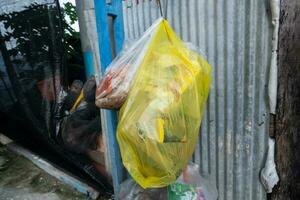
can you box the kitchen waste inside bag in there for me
[119,163,218,200]
[95,19,163,109]
[168,163,218,200]
[119,179,167,200]
[114,18,211,188]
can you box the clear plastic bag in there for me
[119,179,167,200]
[168,163,218,200]
[95,19,162,109]
[116,18,211,188]
[119,164,218,200]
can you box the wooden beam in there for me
[94,0,126,196]
[270,1,300,199]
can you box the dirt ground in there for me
[0,144,110,200]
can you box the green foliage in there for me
[61,2,85,82]
[61,2,81,60]
[0,3,63,68]
[63,2,78,25]
[0,1,84,84]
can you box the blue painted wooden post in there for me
[83,51,95,77]
[93,0,125,196]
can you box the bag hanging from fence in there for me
[95,19,162,109]
[116,18,211,188]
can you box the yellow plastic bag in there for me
[117,18,211,188]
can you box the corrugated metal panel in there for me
[122,0,272,200]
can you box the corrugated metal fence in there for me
[122,0,272,199]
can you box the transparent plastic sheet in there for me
[117,19,211,188]
[0,0,65,139]
[0,0,112,191]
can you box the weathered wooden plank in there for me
[270,1,300,199]
[94,0,126,196]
